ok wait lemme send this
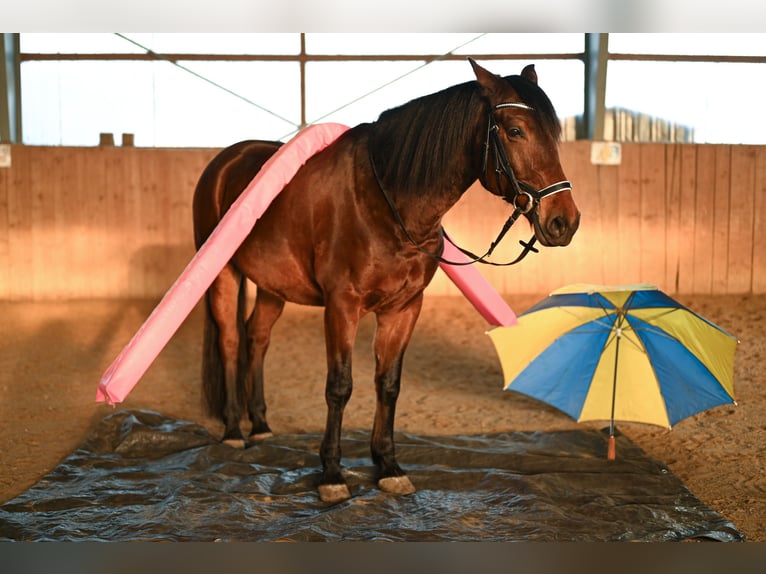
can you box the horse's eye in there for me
[508,127,524,138]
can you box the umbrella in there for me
[487,283,738,459]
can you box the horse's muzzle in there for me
[534,209,580,247]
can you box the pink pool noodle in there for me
[96,123,350,404]
[438,239,517,327]
[96,123,516,405]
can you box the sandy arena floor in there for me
[0,293,763,541]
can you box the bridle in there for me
[371,101,572,267]
[484,103,572,221]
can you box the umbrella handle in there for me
[607,435,616,461]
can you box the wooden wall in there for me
[441,142,766,297]
[1,142,764,301]
[0,145,217,300]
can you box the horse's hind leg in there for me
[370,296,423,496]
[245,288,285,442]
[206,264,248,448]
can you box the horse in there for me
[192,58,580,503]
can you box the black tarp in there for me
[0,410,743,542]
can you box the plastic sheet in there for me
[0,410,743,542]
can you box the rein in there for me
[370,102,572,267]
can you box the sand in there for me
[0,293,762,541]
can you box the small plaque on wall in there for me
[590,142,622,165]
[0,144,10,168]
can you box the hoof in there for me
[248,431,274,443]
[222,437,246,449]
[378,475,416,495]
[318,483,352,504]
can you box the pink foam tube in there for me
[439,239,517,327]
[96,123,351,405]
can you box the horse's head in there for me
[471,59,580,247]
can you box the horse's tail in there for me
[201,276,249,420]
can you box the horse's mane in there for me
[368,74,561,195]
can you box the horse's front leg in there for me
[371,294,423,496]
[318,297,360,503]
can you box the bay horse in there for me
[192,59,580,503]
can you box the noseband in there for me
[371,101,572,267]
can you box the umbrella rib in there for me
[592,292,615,318]
[628,322,680,345]
[629,307,679,323]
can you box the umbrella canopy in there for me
[487,283,738,457]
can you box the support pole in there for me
[0,33,21,143]
[608,306,629,461]
[580,33,608,141]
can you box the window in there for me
[16,33,766,146]
[605,33,766,143]
[18,33,583,147]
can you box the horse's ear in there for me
[469,57,505,100]
[521,64,538,85]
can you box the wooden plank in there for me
[7,146,35,299]
[56,147,91,298]
[104,148,125,297]
[165,150,201,284]
[134,148,159,298]
[50,148,70,298]
[639,143,667,289]
[153,150,175,297]
[83,148,109,298]
[675,145,698,294]
[727,146,756,293]
[29,147,55,298]
[0,150,8,297]
[111,147,146,298]
[711,146,731,294]
[563,140,607,286]
[48,148,68,298]
[103,147,130,297]
[692,146,716,294]
[596,160,620,285]
[136,149,162,297]
[751,147,766,293]
[615,143,642,283]
[663,144,683,294]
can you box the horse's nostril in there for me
[548,216,566,239]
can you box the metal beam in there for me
[0,34,21,143]
[580,33,608,140]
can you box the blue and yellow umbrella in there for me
[487,284,738,459]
